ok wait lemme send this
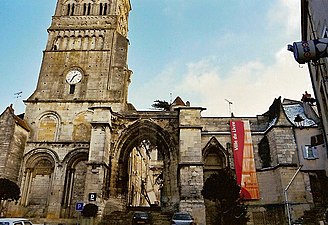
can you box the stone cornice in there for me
[50,15,117,30]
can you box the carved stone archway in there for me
[202,137,229,225]
[111,119,180,212]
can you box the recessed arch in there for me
[72,111,92,141]
[111,119,179,210]
[202,137,230,225]
[61,148,89,218]
[36,112,61,142]
[24,148,59,168]
[202,137,229,179]
[21,150,57,215]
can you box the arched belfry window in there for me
[99,3,109,15]
[66,3,75,16]
[83,3,92,15]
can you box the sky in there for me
[0,0,313,117]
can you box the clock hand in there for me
[70,75,77,82]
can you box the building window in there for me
[103,3,108,15]
[99,3,108,15]
[258,136,271,168]
[311,134,324,146]
[67,3,75,16]
[67,4,71,16]
[71,3,75,15]
[303,145,319,159]
[83,3,92,15]
[37,114,58,141]
[69,84,76,94]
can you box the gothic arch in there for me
[202,137,229,225]
[202,137,229,178]
[112,119,179,209]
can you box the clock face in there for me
[66,70,82,84]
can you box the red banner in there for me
[230,120,260,200]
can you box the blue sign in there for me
[75,202,84,211]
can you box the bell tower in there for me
[27,0,132,112]
[19,0,132,219]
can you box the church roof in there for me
[171,96,185,106]
[1,105,30,132]
[282,99,317,128]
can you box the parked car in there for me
[0,218,33,225]
[171,212,194,225]
[132,211,151,225]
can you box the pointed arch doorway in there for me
[203,137,230,225]
[111,119,180,211]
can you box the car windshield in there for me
[173,214,192,220]
[135,212,148,218]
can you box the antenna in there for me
[225,99,233,116]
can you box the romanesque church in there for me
[0,1,327,224]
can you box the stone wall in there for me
[0,107,29,182]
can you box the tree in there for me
[0,178,20,216]
[201,168,248,225]
[151,100,170,111]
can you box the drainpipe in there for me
[284,165,303,225]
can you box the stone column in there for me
[46,163,65,218]
[178,107,206,225]
[84,106,112,216]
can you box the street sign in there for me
[89,193,97,201]
[75,202,84,211]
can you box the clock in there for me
[66,69,83,84]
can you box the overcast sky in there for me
[0,0,313,117]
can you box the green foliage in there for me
[0,178,20,216]
[201,168,249,225]
[82,203,98,217]
[151,100,170,111]
[0,178,20,202]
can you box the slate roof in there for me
[282,100,317,128]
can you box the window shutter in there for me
[312,146,319,159]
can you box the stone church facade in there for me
[1,0,328,225]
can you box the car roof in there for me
[174,212,191,215]
[0,218,31,222]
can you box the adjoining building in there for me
[1,1,327,224]
[289,0,328,174]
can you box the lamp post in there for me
[284,165,303,225]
